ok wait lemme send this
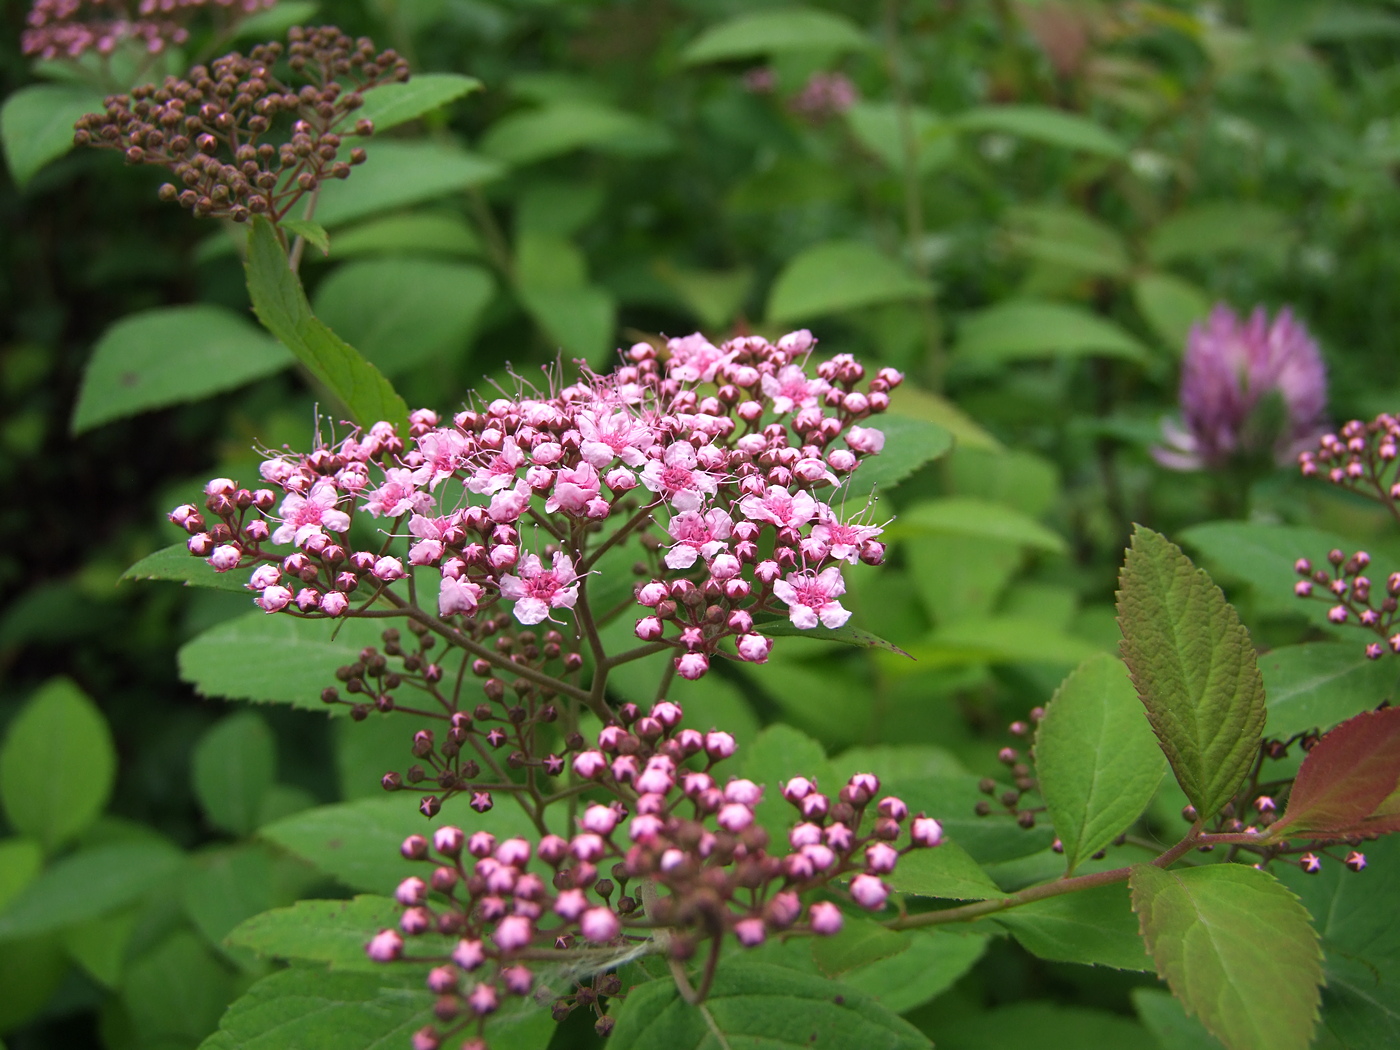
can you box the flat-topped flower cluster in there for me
[367,701,943,1050]
[172,330,901,682]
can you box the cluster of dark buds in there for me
[366,705,945,1050]
[23,0,275,60]
[172,330,899,686]
[1292,549,1400,659]
[1298,414,1400,505]
[73,25,408,222]
[976,713,1046,831]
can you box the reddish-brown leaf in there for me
[1273,707,1400,835]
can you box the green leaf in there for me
[680,8,872,65]
[62,905,140,987]
[481,102,673,165]
[0,934,68,1032]
[892,497,1067,554]
[610,959,929,1050]
[1,83,105,187]
[353,73,482,134]
[841,413,953,498]
[652,259,753,329]
[121,930,238,1047]
[183,844,316,967]
[178,611,388,713]
[737,725,831,844]
[1133,988,1226,1050]
[518,284,617,367]
[281,218,330,258]
[0,677,116,853]
[888,384,1003,452]
[70,304,291,433]
[996,882,1153,971]
[314,141,503,228]
[885,841,1008,900]
[1133,272,1212,352]
[1261,642,1397,737]
[228,895,453,971]
[955,299,1151,366]
[1269,706,1400,838]
[844,102,955,176]
[192,713,278,837]
[258,796,539,894]
[1004,204,1131,278]
[1035,654,1166,871]
[812,917,911,977]
[245,216,409,431]
[327,212,482,260]
[1130,862,1322,1050]
[231,0,316,42]
[909,616,1103,669]
[1147,202,1294,265]
[312,258,493,377]
[122,543,251,593]
[0,839,43,912]
[829,745,967,782]
[1179,521,1356,622]
[1116,526,1267,820]
[955,104,1128,158]
[754,618,912,657]
[766,240,932,324]
[841,929,987,1014]
[0,841,183,940]
[927,1001,1150,1050]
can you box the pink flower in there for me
[468,982,498,1016]
[395,877,427,905]
[366,929,403,961]
[488,479,532,524]
[665,509,733,569]
[493,915,533,952]
[724,779,763,805]
[772,567,851,629]
[468,436,526,494]
[667,333,733,383]
[910,816,943,847]
[734,917,767,947]
[736,633,772,663]
[640,442,721,512]
[865,842,899,874]
[578,408,652,468]
[453,938,485,971]
[415,428,469,487]
[675,652,710,679]
[850,874,890,910]
[809,515,884,564]
[581,804,620,835]
[545,462,602,515]
[439,576,483,617]
[717,802,754,832]
[364,468,430,518]
[256,585,293,612]
[761,364,829,415]
[272,481,350,545]
[808,901,843,935]
[738,485,818,529]
[579,907,621,943]
[209,544,241,572]
[846,426,885,454]
[705,731,736,760]
[499,552,581,625]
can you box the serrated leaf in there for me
[892,496,1067,554]
[353,73,482,135]
[228,895,451,971]
[122,543,251,592]
[997,882,1153,971]
[0,841,183,940]
[1131,862,1322,1050]
[71,304,292,433]
[955,299,1151,365]
[1133,988,1226,1050]
[280,218,329,258]
[314,140,503,228]
[766,240,932,325]
[245,216,408,431]
[884,840,1008,900]
[1035,654,1166,871]
[1261,642,1398,738]
[1117,526,1267,820]
[812,917,911,977]
[192,713,277,836]
[955,104,1128,158]
[840,413,953,498]
[258,796,539,894]
[841,929,987,1014]
[610,959,929,1050]
[0,678,116,853]
[1270,707,1400,837]
[1,83,105,186]
[178,611,389,713]
[679,9,872,65]
[311,257,494,377]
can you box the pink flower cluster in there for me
[173,330,901,682]
[366,700,943,1050]
[1299,414,1400,497]
[23,0,274,58]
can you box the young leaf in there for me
[609,959,929,1050]
[955,299,1151,365]
[811,917,912,977]
[1,83,105,187]
[192,712,277,836]
[279,218,329,257]
[122,543,251,592]
[955,104,1128,158]
[1116,526,1266,820]
[0,677,116,853]
[840,930,988,1015]
[0,838,43,912]
[996,882,1153,971]
[1130,862,1322,1050]
[892,496,1067,553]
[313,140,503,228]
[679,9,871,65]
[71,304,292,433]
[351,73,482,134]
[481,102,673,165]
[766,240,931,325]
[1035,653,1166,871]
[840,413,953,498]
[1269,706,1400,837]
[121,930,237,1047]
[1132,272,1211,352]
[245,216,409,432]
[1146,202,1294,266]
[227,895,452,971]
[1261,641,1398,738]
[883,840,1008,900]
[178,611,389,712]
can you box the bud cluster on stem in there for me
[24,0,277,60]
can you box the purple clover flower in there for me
[1155,304,1327,471]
